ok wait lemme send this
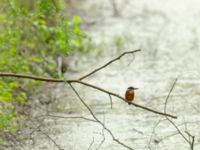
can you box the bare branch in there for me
[166,118,190,144]
[0,73,177,119]
[185,131,195,150]
[30,120,63,150]
[163,78,188,142]
[96,126,105,150]
[164,78,178,113]
[0,73,64,82]
[71,80,177,119]
[38,129,64,150]
[191,136,195,150]
[88,138,94,150]
[46,114,97,123]
[0,51,177,120]
[109,94,113,109]
[148,117,165,148]
[69,83,134,150]
[43,114,107,150]
[78,49,141,80]
[163,78,195,149]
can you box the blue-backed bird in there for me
[125,86,138,105]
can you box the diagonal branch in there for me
[78,49,141,80]
[164,78,178,113]
[0,73,177,119]
[71,80,177,119]
[185,131,195,150]
[69,83,134,150]
[30,121,64,150]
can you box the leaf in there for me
[0,91,12,102]
[72,16,81,24]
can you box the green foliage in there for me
[1,0,91,74]
[0,0,91,142]
[0,106,17,133]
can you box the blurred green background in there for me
[0,0,91,144]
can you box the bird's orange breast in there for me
[125,90,135,104]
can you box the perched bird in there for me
[125,86,138,105]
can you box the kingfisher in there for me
[125,86,138,105]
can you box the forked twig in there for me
[185,131,195,150]
[0,73,177,119]
[164,78,195,149]
[96,124,105,150]
[78,49,141,80]
[164,78,188,142]
[69,83,134,150]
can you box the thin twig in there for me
[68,83,99,121]
[163,78,194,149]
[28,118,64,150]
[78,49,141,80]
[30,120,63,150]
[0,73,64,82]
[185,131,195,150]
[164,78,187,142]
[164,78,178,113]
[47,113,106,150]
[0,73,177,119]
[148,117,165,148]
[109,94,112,109]
[166,118,190,144]
[160,132,180,142]
[96,123,105,150]
[69,83,134,150]
[191,136,195,150]
[46,114,97,123]
[39,129,64,150]
[88,138,94,150]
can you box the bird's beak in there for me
[134,88,139,90]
